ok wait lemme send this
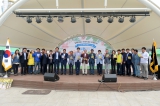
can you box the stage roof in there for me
[0,0,160,50]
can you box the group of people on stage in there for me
[11,46,149,80]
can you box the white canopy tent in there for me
[0,0,159,50]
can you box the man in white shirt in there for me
[140,47,149,80]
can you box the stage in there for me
[9,74,160,91]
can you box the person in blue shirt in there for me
[96,50,104,76]
[133,49,141,77]
[74,47,81,75]
[12,50,20,76]
[61,49,68,75]
[32,48,41,74]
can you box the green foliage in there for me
[72,37,81,42]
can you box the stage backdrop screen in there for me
[59,36,112,54]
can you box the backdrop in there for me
[59,36,113,54]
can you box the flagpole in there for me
[152,39,158,80]
[3,71,8,78]
[153,73,157,80]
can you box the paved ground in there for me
[0,87,160,106]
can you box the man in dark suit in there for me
[48,50,54,73]
[121,48,127,76]
[61,49,68,75]
[20,48,28,75]
[131,48,135,76]
[53,47,61,74]
[88,49,96,75]
[41,50,48,75]
[126,48,132,76]
[40,49,45,74]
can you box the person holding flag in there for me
[2,39,12,77]
[150,41,159,78]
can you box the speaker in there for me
[102,74,117,82]
[0,50,5,74]
[44,73,60,82]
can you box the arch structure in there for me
[0,0,160,50]
[58,35,113,53]
[0,0,159,27]
[0,0,28,26]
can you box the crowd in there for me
[11,47,149,80]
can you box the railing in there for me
[0,0,19,17]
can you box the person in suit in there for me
[131,48,135,76]
[41,50,48,74]
[48,50,54,73]
[116,49,123,75]
[104,49,111,74]
[121,48,127,76]
[74,47,81,75]
[133,49,141,77]
[20,48,28,75]
[53,47,61,74]
[111,50,117,74]
[88,49,96,75]
[126,48,132,76]
[40,49,45,74]
[68,51,75,75]
[81,49,89,75]
[61,49,68,75]
[96,50,104,76]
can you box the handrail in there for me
[0,0,20,17]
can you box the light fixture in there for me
[108,17,113,23]
[97,17,103,23]
[36,16,41,23]
[85,17,91,23]
[71,17,76,23]
[118,17,124,23]
[26,16,32,23]
[130,16,136,23]
[47,16,53,23]
[58,16,63,23]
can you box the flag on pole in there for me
[2,39,12,71]
[150,41,158,73]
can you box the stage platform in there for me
[10,74,160,91]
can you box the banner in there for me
[59,36,112,53]
[2,39,12,71]
[150,41,158,73]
